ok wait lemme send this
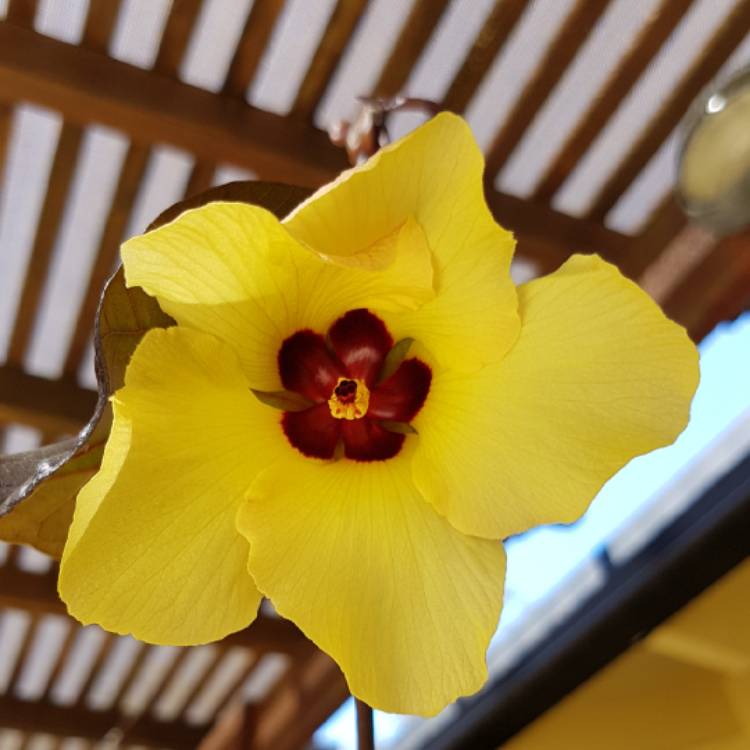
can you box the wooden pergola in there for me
[0,0,749,747]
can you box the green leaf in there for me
[378,338,414,383]
[0,180,314,557]
[380,420,418,435]
[251,389,315,412]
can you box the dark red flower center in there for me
[278,309,431,461]
[334,379,358,402]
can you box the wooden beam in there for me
[0,564,311,656]
[663,230,750,342]
[619,194,688,280]
[0,23,348,186]
[0,366,97,434]
[484,0,613,178]
[442,0,531,114]
[587,0,750,222]
[534,0,695,202]
[0,693,208,748]
[0,22,623,281]
[485,189,629,272]
[374,0,452,97]
[292,0,368,119]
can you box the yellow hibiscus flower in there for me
[57,113,698,716]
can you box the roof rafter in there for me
[484,0,613,179]
[5,1,122,367]
[0,23,347,185]
[0,562,311,655]
[63,0,205,376]
[442,0,531,114]
[0,693,208,748]
[587,0,750,222]
[533,0,696,203]
[0,366,97,434]
[0,23,624,276]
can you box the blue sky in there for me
[315,311,750,750]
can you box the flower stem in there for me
[355,698,375,750]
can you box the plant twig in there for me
[355,698,375,750]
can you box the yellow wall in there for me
[505,560,750,750]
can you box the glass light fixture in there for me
[677,64,750,235]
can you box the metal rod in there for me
[356,698,375,750]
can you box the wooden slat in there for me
[442,0,531,113]
[152,0,204,77]
[0,693,208,748]
[6,124,85,365]
[252,649,347,750]
[65,0,275,375]
[5,0,37,26]
[179,649,227,715]
[185,0,286,196]
[292,0,368,119]
[663,230,750,342]
[223,0,286,98]
[119,647,192,742]
[74,632,115,708]
[0,564,310,655]
[484,0,613,178]
[0,106,12,460]
[5,542,20,566]
[534,0,695,202]
[0,366,97,434]
[619,194,687,279]
[111,641,150,710]
[82,0,123,53]
[587,0,750,221]
[40,620,77,701]
[374,0,452,97]
[198,702,256,750]
[183,160,216,197]
[0,23,614,267]
[0,104,13,185]
[62,143,150,376]
[5,1,122,368]
[0,23,347,183]
[212,653,262,711]
[6,615,38,692]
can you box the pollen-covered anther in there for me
[328,377,370,420]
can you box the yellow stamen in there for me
[328,377,370,420]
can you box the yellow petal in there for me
[285,112,520,369]
[122,203,434,390]
[59,327,287,645]
[412,254,700,539]
[237,445,505,716]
